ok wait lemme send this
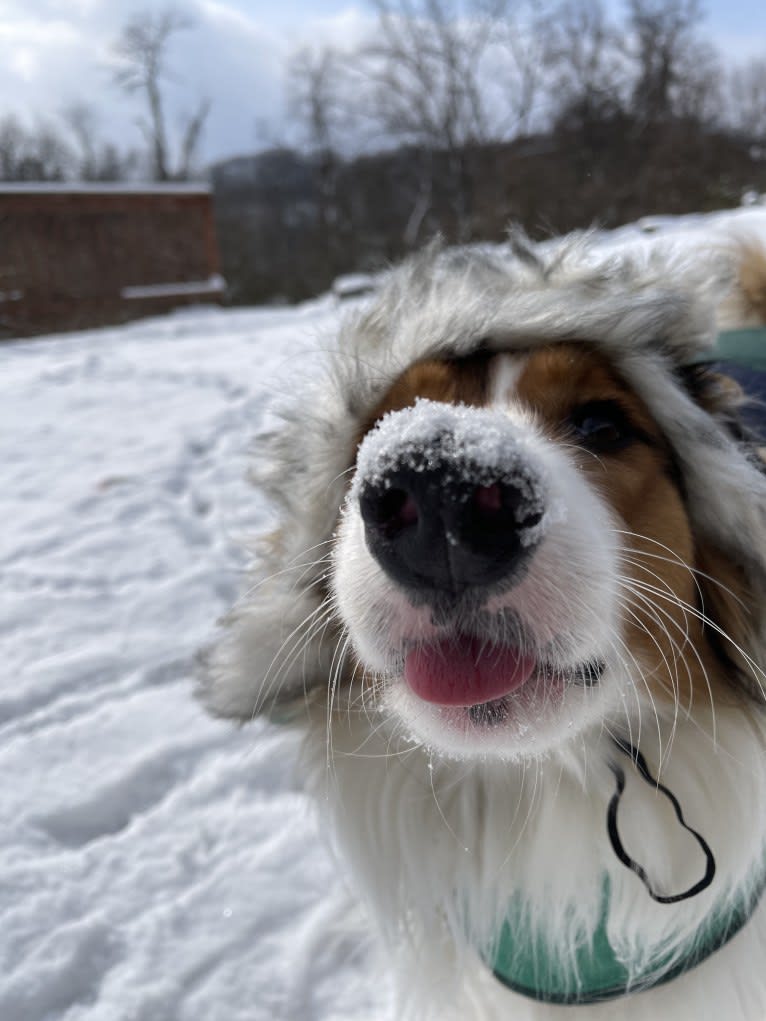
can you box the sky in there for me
[0,0,763,169]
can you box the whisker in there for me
[253,597,336,718]
[628,577,766,701]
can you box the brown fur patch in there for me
[739,242,766,325]
[512,347,702,707]
[363,343,754,710]
[680,365,746,420]
[359,351,491,443]
[513,344,753,710]
[513,345,664,445]
[695,541,760,704]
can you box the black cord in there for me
[607,736,716,904]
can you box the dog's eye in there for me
[569,400,634,452]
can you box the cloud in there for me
[3,0,753,170]
[0,0,375,167]
[0,3,142,145]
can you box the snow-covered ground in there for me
[0,299,389,1021]
[2,204,766,1021]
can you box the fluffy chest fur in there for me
[307,708,766,1020]
[202,234,766,1020]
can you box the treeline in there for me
[0,109,140,183]
[215,0,766,303]
[213,126,762,305]
[0,10,209,184]
[2,0,765,306]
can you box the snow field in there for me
[3,203,766,1020]
[0,301,388,1021]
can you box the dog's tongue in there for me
[404,636,536,706]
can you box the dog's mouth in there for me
[404,636,536,706]
[402,634,605,727]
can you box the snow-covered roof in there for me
[0,181,211,196]
[121,275,225,300]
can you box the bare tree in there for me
[62,103,100,178]
[480,0,551,137]
[729,57,766,141]
[357,0,496,149]
[113,7,210,180]
[349,0,506,242]
[61,102,137,181]
[671,37,721,123]
[624,0,715,126]
[287,46,349,266]
[0,116,74,181]
[0,116,26,180]
[543,0,624,123]
[288,46,349,156]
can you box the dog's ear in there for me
[197,528,337,723]
[695,539,766,705]
[680,366,744,413]
[676,361,766,703]
[720,240,766,327]
[678,362,766,465]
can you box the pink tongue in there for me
[404,636,536,706]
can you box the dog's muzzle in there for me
[354,401,548,599]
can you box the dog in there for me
[202,229,766,1019]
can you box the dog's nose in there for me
[359,457,544,595]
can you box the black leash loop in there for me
[607,736,716,904]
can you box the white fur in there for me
[201,232,766,1019]
[306,706,766,1020]
[334,378,622,759]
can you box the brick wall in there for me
[0,185,223,338]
